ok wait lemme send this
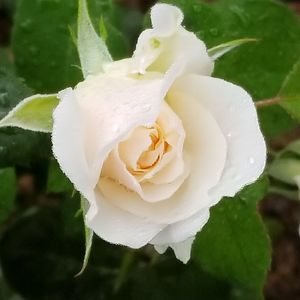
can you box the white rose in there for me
[52,4,266,263]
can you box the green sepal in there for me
[76,196,94,276]
[0,94,59,133]
[208,38,258,60]
[77,0,112,78]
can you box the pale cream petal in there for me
[132,3,213,75]
[170,237,194,264]
[99,153,190,203]
[151,208,209,245]
[86,188,165,248]
[118,127,153,171]
[52,88,94,201]
[149,28,214,75]
[98,99,227,224]
[74,74,165,190]
[150,4,183,37]
[154,244,168,254]
[171,75,266,204]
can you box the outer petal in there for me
[52,88,94,201]
[171,75,266,203]
[154,237,195,264]
[151,4,183,37]
[86,188,165,248]
[170,237,194,264]
[52,70,180,218]
[151,208,209,245]
[74,74,164,189]
[99,97,227,224]
[132,4,213,75]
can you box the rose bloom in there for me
[52,4,266,262]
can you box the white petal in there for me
[151,208,209,245]
[74,73,165,190]
[99,155,190,203]
[86,188,165,248]
[98,98,227,224]
[154,244,168,254]
[171,75,266,202]
[140,101,186,184]
[118,126,153,171]
[53,70,182,213]
[149,28,214,75]
[52,88,94,201]
[132,5,213,75]
[171,237,195,264]
[151,4,183,37]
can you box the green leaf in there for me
[165,0,300,137]
[12,0,129,93]
[0,94,59,132]
[0,168,16,223]
[193,178,271,294]
[12,0,82,93]
[76,196,93,276]
[279,57,300,121]
[47,159,73,193]
[77,0,112,78]
[208,38,258,60]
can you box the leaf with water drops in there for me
[0,94,59,132]
[193,177,271,295]
[279,57,300,122]
[12,0,129,93]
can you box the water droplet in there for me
[50,61,57,68]
[227,132,233,138]
[209,28,219,37]
[249,157,255,164]
[230,6,249,26]
[29,45,38,55]
[0,92,8,106]
[193,4,202,13]
[112,124,120,133]
[20,19,33,32]
[142,104,151,112]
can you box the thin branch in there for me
[255,97,281,108]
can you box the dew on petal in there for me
[248,157,255,165]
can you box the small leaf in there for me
[279,57,300,121]
[77,0,112,78]
[76,196,93,276]
[193,178,271,294]
[0,168,16,223]
[0,94,59,132]
[208,38,258,60]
